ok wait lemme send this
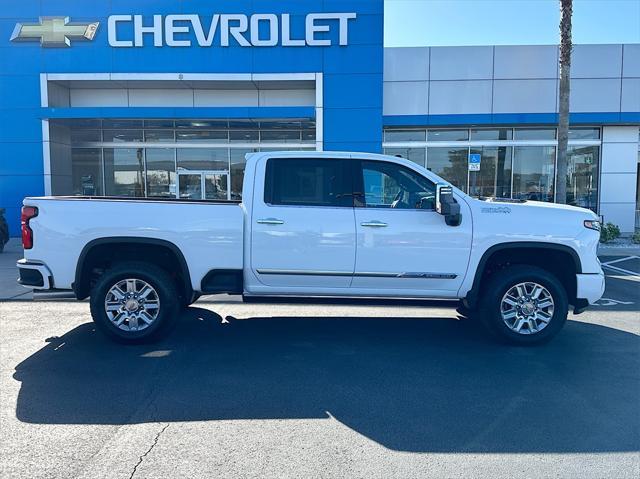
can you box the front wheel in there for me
[89,262,180,344]
[478,265,568,345]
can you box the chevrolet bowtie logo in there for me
[11,17,99,47]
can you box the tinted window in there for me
[427,129,469,141]
[361,161,436,210]
[514,128,556,140]
[264,158,352,207]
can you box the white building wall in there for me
[599,126,639,233]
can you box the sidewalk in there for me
[0,238,32,300]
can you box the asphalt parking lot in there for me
[1,251,639,478]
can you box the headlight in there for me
[584,220,601,231]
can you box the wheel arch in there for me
[74,237,193,301]
[465,242,582,309]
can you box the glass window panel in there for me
[228,120,256,129]
[361,160,436,209]
[384,147,426,167]
[384,130,426,142]
[144,119,175,129]
[146,148,176,198]
[177,148,229,170]
[568,127,600,140]
[229,130,259,143]
[103,130,143,143]
[514,128,556,140]
[565,145,599,212]
[426,147,469,192]
[178,174,202,200]
[70,129,101,143]
[468,147,513,198]
[230,149,257,200]
[470,128,513,141]
[264,158,352,207]
[71,148,103,196]
[204,174,229,200]
[301,129,316,142]
[260,120,302,130]
[102,119,143,129]
[66,119,101,129]
[176,130,228,143]
[175,120,228,129]
[104,148,146,197]
[145,130,175,142]
[512,146,556,202]
[427,129,469,142]
[260,130,302,142]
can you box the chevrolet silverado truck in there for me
[17,151,605,345]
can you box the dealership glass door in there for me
[177,170,230,200]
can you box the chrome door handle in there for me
[257,218,284,225]
[361,221,388,227]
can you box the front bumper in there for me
[16,259,53,290]
[576,272,605,305]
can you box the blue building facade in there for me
[1,0,639,235]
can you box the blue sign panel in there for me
[468,153,481,171]
[0,0,384,235]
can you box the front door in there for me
[250,157,356,290]
[351,159,472,297]
[177,170,230,200]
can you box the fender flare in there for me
[73,237,192,300]
[465,241,582,308]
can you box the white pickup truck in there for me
[17,151,605,345]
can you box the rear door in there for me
[250,157,356,290]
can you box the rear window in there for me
[264,158,352,207]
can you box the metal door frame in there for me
[176,169,230,200]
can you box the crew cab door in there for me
[352,159,472,296]
[250,157,356,290]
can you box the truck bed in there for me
[22,196,245,292]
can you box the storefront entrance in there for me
[177,170,230,200]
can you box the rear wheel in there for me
[478,265,568,345]
[89,262,180,344]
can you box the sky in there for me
[384,0,640,47]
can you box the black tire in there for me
[478,265,568,345]
[89,261,180,344]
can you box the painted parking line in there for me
[601,255,640,282]
[593,297,634,307]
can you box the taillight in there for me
[21,206,38,250]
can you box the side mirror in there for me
[436,184,462,227]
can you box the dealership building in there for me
[1,0,639,236]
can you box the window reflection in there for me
[146,148,176,198]
[177,148,229,170]
[566,145,599,211]
[71,148,103,196]
[384,147,426,167]
[426,147,469,191]
[512,146,556,202]
[468,147,512,198]
[104,148,146,197]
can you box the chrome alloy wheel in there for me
[104,279,160,332]
[500,282,554,335]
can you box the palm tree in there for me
[556,0,573,204]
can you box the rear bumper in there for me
[16,259,53,289]
[576,272,605,305]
